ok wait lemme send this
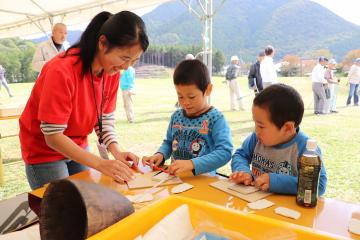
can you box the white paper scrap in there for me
[126,193,154,203]
[171,183,194,194]
[247,199,274,210]
[274,207,301,220]
[349,218,360,235]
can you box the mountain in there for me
[142,0,360,61]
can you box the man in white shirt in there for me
[260,45,278,88]
[311,56,328,114]
[32,23,68,73]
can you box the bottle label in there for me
[304,189,312,204]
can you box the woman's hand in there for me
[97,158,135,183]
[142,153,164,167]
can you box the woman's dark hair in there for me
[64,11,149,75]
[253,84,304,129]
[173,59,210,94]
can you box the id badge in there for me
[96,140,109,159]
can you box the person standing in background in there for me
[311,57,328,115]
[325,59,340,113]
[0,64,14,97]
[225,55,245,111]
[260,45,278,88]
[120,66,136,123]
[346,58,360,106]
[32,23,68,73]
[248,51,265,95]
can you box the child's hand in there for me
[253,173,270,191]
[168,160,194,175]
[230,171,253,185]
[142,153,163,167]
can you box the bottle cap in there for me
[306,139,317,151]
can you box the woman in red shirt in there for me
[19,11,149,189]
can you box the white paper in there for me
[152,172,171,182]
[349,218,360,235]
[171,183,194,194]
[126,193,154,203]
[274,207,301,220]
[141,204,194,240]
[247,199,274,210]
[96,140,109,159]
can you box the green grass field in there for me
[1,75,359,203]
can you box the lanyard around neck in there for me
[90,66,105,143]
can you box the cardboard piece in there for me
[127,172,182,189]
[0,193,38,234]
[209,180,272,202]
[228,183,259,195]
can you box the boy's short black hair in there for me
[253,84,304,129]
[173,59,210,93]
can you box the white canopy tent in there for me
[0,0,225,73]
[0,0,174,38]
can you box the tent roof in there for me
[0,0,172,39]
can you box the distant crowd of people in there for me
[225,45,360,115]
[225,45,285,110]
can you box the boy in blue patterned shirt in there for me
[231,84,327,195]
[142,59,233,175]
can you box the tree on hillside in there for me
[280,54,301,76]
[342,49,360,69]
[139,44,225,73]
[306,49,333,59]
[213,50,225,73]
[0,38,36,82]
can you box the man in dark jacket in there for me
[248,52,265,95]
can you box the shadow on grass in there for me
[137,111,174,116]
[127,116,171,124]
[2,158,22,164]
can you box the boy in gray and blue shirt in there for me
[143,59,233,175]
[230,84,327,195]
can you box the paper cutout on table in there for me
[349,212,360,235]
[127,172,182,189]
[274,207,301,220]
[228,183,259,195]
[247,199,274,210]
[171,183,194,194]
[209,180,272,202]
[136,161,153,174]
[126,193,154,203]
[152,172,171,182]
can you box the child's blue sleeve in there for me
[191,117,233,175]
[157,116,173,160]
[231,133,257,174]
[269,174,298,194]
[269,146,327,195]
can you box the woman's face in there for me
[97,36,143,75]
